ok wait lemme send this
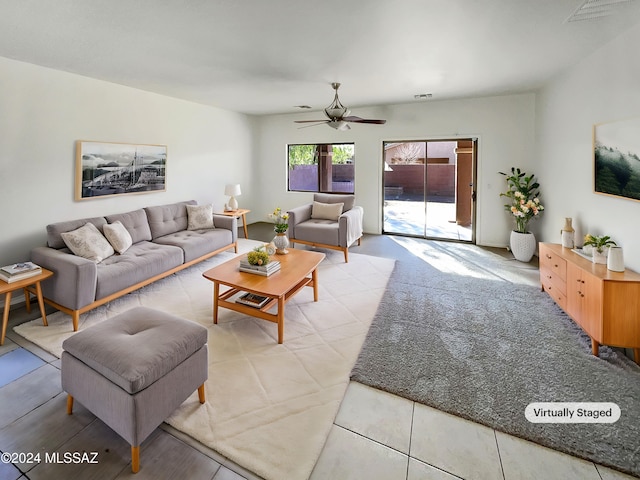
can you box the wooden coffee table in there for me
[203,249,325,343]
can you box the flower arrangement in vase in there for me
[499,167,545,262]
[268,207,290,254]
[583,234,616,264]
[268,207,289,234]
[499,167,545,234]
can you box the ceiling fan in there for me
[295,83,387,130]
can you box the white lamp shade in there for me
[224,184,241,196]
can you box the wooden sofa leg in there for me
[198,384,206,404]
[343,248,349,263]
[131,446,140,473]
[66,395,74,415]
[72,311,80,332]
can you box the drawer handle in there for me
[546,254,552,259]
[554,264,558,267]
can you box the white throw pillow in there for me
[187,204,215,230]
[311,201,344,221]
[60,222,115,263]
[103,220,133,254]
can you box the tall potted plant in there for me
[500,167,545,262]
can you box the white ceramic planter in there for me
[592,249,607,264]
[273,233,290,254]
[607,246,625,271]
[510,231,536,262]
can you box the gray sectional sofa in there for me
[31,200,237,331]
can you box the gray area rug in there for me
[351,241,640,478]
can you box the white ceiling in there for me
[1,0,639,115]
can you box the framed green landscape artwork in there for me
[594,117,640,202]
[75,141,167,200]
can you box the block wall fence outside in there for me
[383,164,455,197]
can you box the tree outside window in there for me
[288,143,355,193]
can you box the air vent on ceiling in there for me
[565,0,634,22]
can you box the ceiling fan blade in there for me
[297,121,329,129]
[294,119,330,123]
[343,116,386,124]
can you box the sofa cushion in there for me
[187,204,214,230]
[103,221,133,254]
[95,241,183,299]
[47,217,108,249]
[153,228,233,263]
[61,223,115,263]
[105,208,152,244]
[61,306,207,394]
[312,201,344,221]
[295,220,340,246]
[313,193,355,212]
[144,200,196,240]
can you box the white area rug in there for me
[14,239,394,480]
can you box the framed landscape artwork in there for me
[594,117,640,202]
[75,141,167,200]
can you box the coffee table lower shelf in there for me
[219,273,311,312]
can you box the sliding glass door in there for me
[382,139,476,242]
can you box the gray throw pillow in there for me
[103,220,133,254]
[187,204,215,230]
[60,222,115,263]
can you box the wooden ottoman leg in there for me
[131,446,140,473]
[66,395,74,415]
[198,384,206,404]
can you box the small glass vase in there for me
[273,232,289,254]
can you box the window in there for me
[287,143,355,193]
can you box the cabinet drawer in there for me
[542,280,567,310]
[540,247,567,280]
[540,266,567,296]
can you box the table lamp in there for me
[224,184,241,210]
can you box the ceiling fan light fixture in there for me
[293,82,386,129]
[328,120,350,131]
[414,93,433,100]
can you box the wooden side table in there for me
[1,268,53,345]
[217,208,251,239]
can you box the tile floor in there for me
[0,229,637,480]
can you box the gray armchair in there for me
[287,194,363,262]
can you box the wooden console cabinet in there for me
[539,243,640,364]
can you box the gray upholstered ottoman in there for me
[61,306,208,473]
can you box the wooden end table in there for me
[1,268,54,345]
[217,208,250,239]
[202,249,325,344]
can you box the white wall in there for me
[0,56,255,268]
[254,93,536,247]
[536,21,640,271]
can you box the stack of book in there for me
[0,262,42,284]
[236,292,271,308]
[239,259,281,276]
